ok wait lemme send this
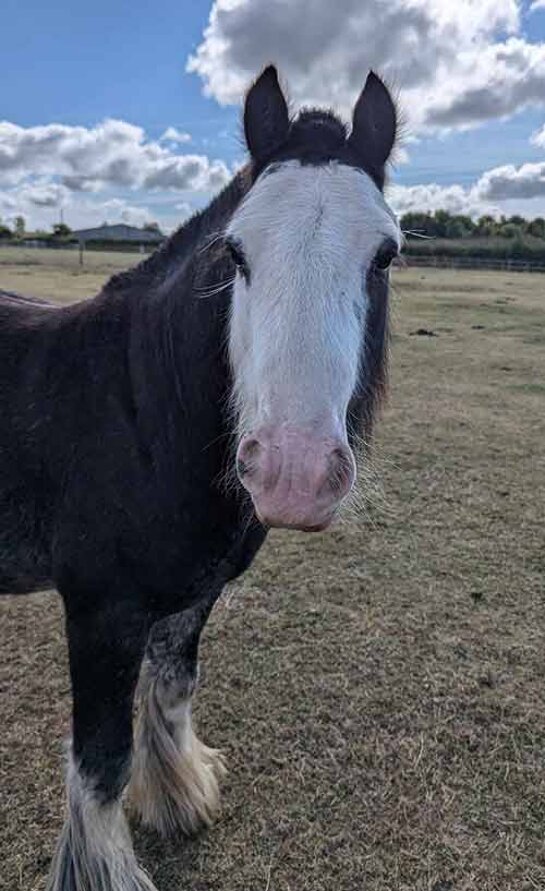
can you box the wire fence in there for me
[400,254,545,274]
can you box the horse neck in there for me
[125,178,249,473]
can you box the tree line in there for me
[0,217,75,241]
[2,210,545,252]
[400,210,545,240]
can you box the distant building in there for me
[72,224,165,245]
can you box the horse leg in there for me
[127,595,226,837]
[47,596,156,891]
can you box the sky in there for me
[2,0,545,233]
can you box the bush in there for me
[403,235,545,262]
[399,210,545,243]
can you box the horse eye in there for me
[373,239,399,271]
[226,239,250,282]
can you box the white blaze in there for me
[227,160,400,438]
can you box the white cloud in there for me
[141,156,229,191]
[160,126,192,144]
[0,181,71,228]
[174,201,192,215]
[388,157,545,219]
[93,198,152,228]
[15,181,71,208]
[530,0,545,10]
[425,38,545,129]
[187,0,545,133]
[530,124,545,148]
[0,117,230,232]
[475,161,545,200]
[392,146,410,166]
[388,182,495,218]
[0,119,229,193]
[0,179,157,231]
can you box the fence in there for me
[401,254,545,273]
[0,239,159,254]
[3,239,545,273]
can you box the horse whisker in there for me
[195,277,236,300]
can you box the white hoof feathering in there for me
[127,670,226,837]
[47,757,157,891]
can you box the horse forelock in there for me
[248,107,385,190]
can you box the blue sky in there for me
[2,0,545,231]
[2,1,230,137]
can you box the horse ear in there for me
[244,65,290,163]
[347,71,397,184]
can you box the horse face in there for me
[227,69,400,532]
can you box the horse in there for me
[0,66,400,891]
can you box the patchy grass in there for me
[0,260,544,891]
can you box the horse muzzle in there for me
[236,425,355,531]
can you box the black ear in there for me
[244,65,290,163]
[347,71,397,187]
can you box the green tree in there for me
[499,223,522,239]
[400,209,545,245]
[433,209,451,238]
[52,222,72,238]
[400,211,437,237]
[14,215,26,238]
[475,215,497,237]
[445,218,470,238]
[527,217,545,239]
[507,215,526,228]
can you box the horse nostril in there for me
[328,446,355,494]
[241,438,261,459]
[236,437,262,480]
[236,458,249,477]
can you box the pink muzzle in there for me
[236,425,355,531]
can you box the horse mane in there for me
[283,110,347,156]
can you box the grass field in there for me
[0,248,544,891]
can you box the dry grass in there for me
[0,245,141,302]
[0,253,544,891]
